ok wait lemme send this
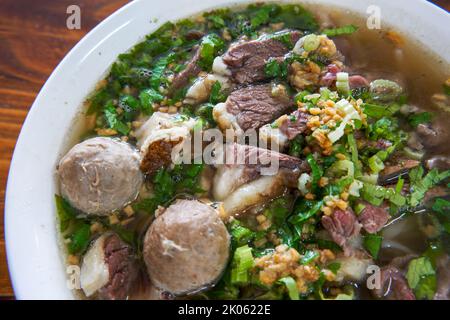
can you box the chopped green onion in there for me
[347,133,361,177]
[348,179,363,197]
[230,245,254,285]
[278,277,300,300]
[354,203,366,215]
[303,34,320,51]
[409,168,450,207]
[230,220,255,246]
[294,90,311,103]
[300,250,319,265]
[322,24,358,37]
[336,72,350,95]
[395,177,404,194]
[403,147,425,161]
[327,159,354,178]
[368,155,385,173]
[359,173,379,185]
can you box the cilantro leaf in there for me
[104,102,130,135]
[406,257,435,289]
[199,34,225,70]
[363,234,383,259]
[139,88,163,115]
[55,195,76,232]
[408,112,432,128]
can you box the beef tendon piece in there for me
[184,73,231,105]
[334,250,373,283]
[222,30,302,84]
[58,137,143,215]
[143,199,230,295]
[212,143,309,217]
[135,112,197,175]
[213,84,293,134]
[80,233,139,300]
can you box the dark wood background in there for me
[0,0,448,300]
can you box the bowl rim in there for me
[5,0,450,299]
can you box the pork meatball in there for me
[80,233,139,300]
[143,199,230,295]
[58,137,143,215]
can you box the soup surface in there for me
[55,3,450,300]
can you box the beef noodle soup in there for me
[55,3,450,300]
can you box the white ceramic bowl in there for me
[5,0,450,299]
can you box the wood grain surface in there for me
[0,0,448,300]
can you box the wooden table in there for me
[0,0,448,300]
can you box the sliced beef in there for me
[98,234,139,300]
[222,31,301,84]
[225,84,294,131]
[220,142,308,170]
[170,46,202,91]
[321,209,361,255]
[378,158,420,185]
[348,75,370,89]
[423,186,449,203]
[259,110,309,151]
[426,156,450,171]
[416,123,439,148]
[358,202,390,234]
[372,254,416,300]
[359,138,393,151]
[415,121,450,155]
[373,266,416,300]
[278,110,309,140]
[184,30,205,41]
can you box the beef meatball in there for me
[143,199,230,295]
[58,137,143,215]
[80,233,139,300]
